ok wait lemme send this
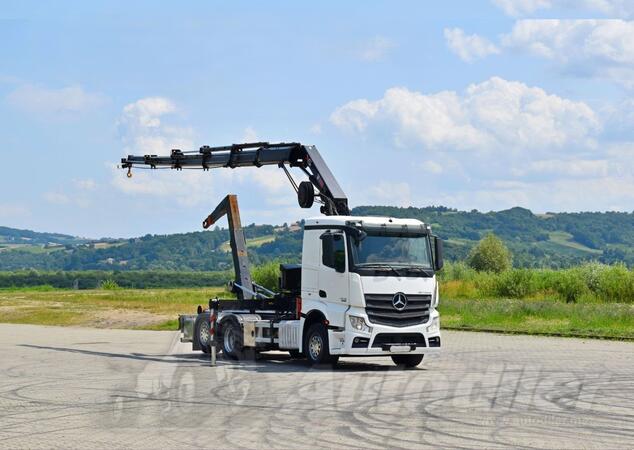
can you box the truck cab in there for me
[299,215,442,366]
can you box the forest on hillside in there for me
[1,206,634,271]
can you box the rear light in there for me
[295,296,302,320]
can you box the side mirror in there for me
[433,236,444,271]
[354,230,367,243]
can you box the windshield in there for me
[351,233,433,269]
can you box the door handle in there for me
[319,290,327,298]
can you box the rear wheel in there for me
[222,320,244,360]
[194,313,211,354]
[391,354,424,368]
[304,323,338,367]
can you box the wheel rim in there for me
[224,326,236,353]
[308,334,323,360]
[199,321,210,346]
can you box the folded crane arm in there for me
[120,141,350,216]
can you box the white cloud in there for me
[114,100,295,207]
[492,0,634,18]
[113,97,218,206]
[112,167,222,207]
[369,181,412,207]
[511,158,609,177]
[411,140,634,213]
[7,84,107,115]
[309,123,322,135]
[43,190,93,208]
[330,76,600,153]
[358,36,395,62]
[444,28,500,62]
[420,160,443,174]
[72,179,97,191]
[227,164,290,197]
[442,175,634,213]
[502,19,634,87]
[445,20,634,87]
[250,167,289,193]
[492,0,554,17]
[120,97,177,130]
[0,204,30,219]
[330,99,380,133]
[117,96,194,156]
[241,126,258,142]
[43,192,71,205]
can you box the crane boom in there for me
[120,142,350,216]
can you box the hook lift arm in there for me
[202,194,275,302]
[120,142,350,216]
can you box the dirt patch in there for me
[92,309,171,329]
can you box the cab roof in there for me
[304,215,427,228]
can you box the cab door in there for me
[318,230,350,327]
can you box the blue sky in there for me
[1,0,634,238]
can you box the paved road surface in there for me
[0,324,632,449]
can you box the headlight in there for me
[426,316,440,334]
[349,315,372,333]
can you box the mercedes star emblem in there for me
[392,292,408,311]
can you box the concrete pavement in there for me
[0,323,632,449]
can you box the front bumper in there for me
[329,308,441,356]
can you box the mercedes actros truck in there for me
[121,142,443,368]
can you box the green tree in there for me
[468,234,512,273]
[252,261,280,292]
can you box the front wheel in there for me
[391,354,424,368]
[304,323,338,367]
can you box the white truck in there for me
[121,142,443,367]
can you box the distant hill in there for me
[0,223,302,271]
[353,206,634,267]
[0,226,86,246]
[1,205,634,270]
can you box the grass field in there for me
[0,286,632,339]
[547,231,603,255]
[441,297,633,339]
[0,287,227,331]
[219,234,275,252]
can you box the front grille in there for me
[365,293,432,327]
[371,333,426,348]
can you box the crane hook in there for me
[127,167,132,178]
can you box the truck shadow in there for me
[18,344,202,365]
[221,352,429,373]
[19,345,427,372]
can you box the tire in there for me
[391,354,424,368]
[288,349,303,359]
[194,313,211,354]
[221,320,245,360]
[304,323,338,367]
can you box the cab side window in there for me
[321,232,346,272]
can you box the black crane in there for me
[120,142,350,216]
